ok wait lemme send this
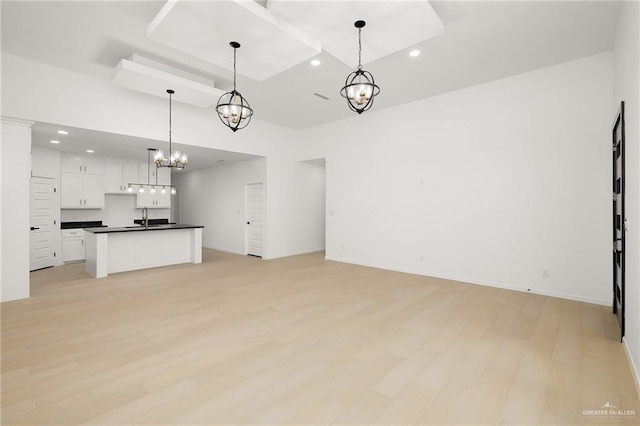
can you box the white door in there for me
[30,177,55,271]
[246,183,264,257]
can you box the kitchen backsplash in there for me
[61,194,171,227]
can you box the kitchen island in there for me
[84,224,204,278]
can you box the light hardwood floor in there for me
[2,249,638,425]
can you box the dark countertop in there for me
[133,219,175,226]
[84,224,204,234]
[61,221,106,229]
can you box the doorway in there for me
[612,101,625,342]
[30,176,55,271]
[245,182,264,257]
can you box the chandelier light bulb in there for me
[154,150,165,166]
[139,186,145,193]
[161,186,167,194]
[150,187,156,194]
[170,187,176,195]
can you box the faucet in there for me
[142,207,148,229]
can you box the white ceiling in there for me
[147,0,323,81]
[1,0,622,157]
[31,122,262,172]
[267,0,443,69]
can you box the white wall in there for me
[297,52,613,306]
[613,0,640,394]
[265,155,327,258]
[31,146,62,265]
[172,158,267,254]
[174,155,326,258]
[1,118,32,302]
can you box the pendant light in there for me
[126,147,177,195]
[340,20,380,114]
[216,41,253,132]
[154,89,187,169]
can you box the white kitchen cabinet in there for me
[62,229,85,262]
[61,154,105,175]
[157,167,171,185]
[105,157,138,193]
[61,153,105,208]
[136,189,171,208]
[155,190,171,208]
[139,163,171,186]
[138,162,157,184]
[61,173,105,208]
[123,160,139,189]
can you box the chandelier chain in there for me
[358,27,362,69]
[233,47,237,91]
[168,90,172,150]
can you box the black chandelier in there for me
[154,89,187,169]
[216,41,254,132]
[340,20,380,114]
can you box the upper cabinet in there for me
[61,154,105,175]
[138,163,156,185]
[60,154,105,209]
[138,163,171,186]
[105,157,138,194]
[136,188,171,209]
[156,167,171,185]
[60,153,171,209]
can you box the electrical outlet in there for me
[419,255,424,261]
[542,269,550,278]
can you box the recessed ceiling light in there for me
[50,140,60,144]
[409,49,420,57]
[57,130,69,135]
[310,59,320,66]
[86,149,94,153]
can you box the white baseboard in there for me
[204,246,325,260]
[265,248,325,260]
[323,256,610,306]
[622,337,640,399]
[203,245,244,255]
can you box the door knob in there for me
[30,227,40,230]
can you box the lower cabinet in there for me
[62,229,85,262]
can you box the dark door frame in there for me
[612,101,625,342]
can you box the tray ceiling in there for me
[148,0,322,81]
[268,0,444,69]
[147,0,443,81]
